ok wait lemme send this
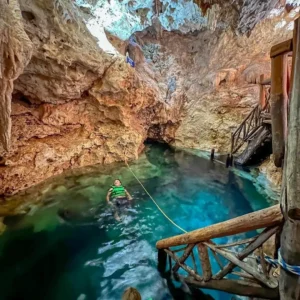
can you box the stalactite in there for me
[0,0,33,154]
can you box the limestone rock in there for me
[0,0,181,196]
[0,0,33,153]
[259,155,282,187]
[136,9,297,153]
[15,0,113,103]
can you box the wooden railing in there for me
[156,205,282,299]
[231,84,271,155]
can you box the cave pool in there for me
[0,144,276,300]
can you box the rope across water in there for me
[124,159,187,233]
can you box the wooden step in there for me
[263,120,272,124]
[261,112,271,118]
[235,128,272,165]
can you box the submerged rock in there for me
[57,208,94,224]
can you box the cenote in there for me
[0,144,275,300]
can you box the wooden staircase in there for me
[231,83,272,165]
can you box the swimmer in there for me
[106,179,133,220]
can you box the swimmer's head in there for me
[114,179,122,186]
[122,287,141,300]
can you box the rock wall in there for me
[134,9,297,152]
[0,0,33,154]
[0,0,183,196]
[259,155,282,187]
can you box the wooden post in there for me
[258,246,269,278]
[226,154,230,168]
[157,249,167,273]
[259,74,266,109]
[210,148,215,161]
[279,17,300,300]
[197,243,212,281]
[287,55,291,101]
[270,53,288,167]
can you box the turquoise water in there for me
[0,144,274,300]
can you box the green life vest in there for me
[110,185,126,198]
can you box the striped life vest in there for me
[111,185,126,198]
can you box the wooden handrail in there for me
[261,78,271,85]
[270,38,293,58]
[156,205,282,249]
[231,84,271,155]
[158,225,281,297]
[231,104,261,154]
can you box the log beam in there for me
[184,277,279,299]
[279,17,300,300]
[165,249,203,281]
[156,205,282,249]
[270,53,288,167]
[214,236,256,248]
[172,244,194,272]
[260,74,266,109]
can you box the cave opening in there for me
[19,95,32,105]
[21,11,35,21]
[219,78,226,85]
[144,137,172,148]
[12,92,33,106]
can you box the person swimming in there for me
[106,179,133,205]
[106,179,133,220]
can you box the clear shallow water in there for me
[0,144,275,300]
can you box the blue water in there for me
[0,144,274,300]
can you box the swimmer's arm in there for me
[106,189,112,204]
[125,189,133,200]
